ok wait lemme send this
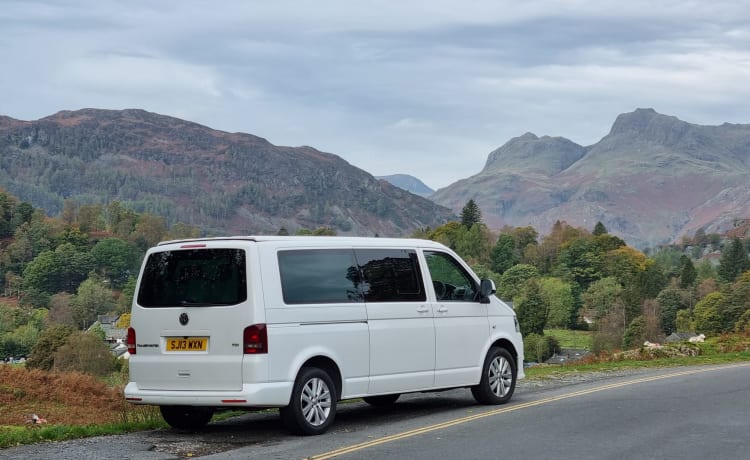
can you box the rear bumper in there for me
[123,381,293,407]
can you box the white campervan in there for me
[124,236,524,435]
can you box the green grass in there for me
[0,419,166,449]
[545,328,593,349]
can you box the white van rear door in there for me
[130,246,251,391]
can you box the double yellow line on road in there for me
[309,362,750,459]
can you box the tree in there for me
[622,315,646,349]
[490,233,518,274]
[22,243,95,294]
[592,221,607,236]
[460,199,482,228]
[679,255,697,288]
[657,287,684,334]
[539,277,576,329]
[53,332,114,376]
[718,237,750,283]
[582,277,624,321]
[91,238,142,288]
[455,224,492,263]
[693,292,725,335]
[26,324,75,370]
[47,292,76,327]
[515,279,547,336]
[72,277,116,329]
[497,264,539,301]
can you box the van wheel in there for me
[160,406,214,430]
[280,367,337,435]
[363,394,400,406]
[471,347,516,405]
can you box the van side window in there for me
[137,249,247,307]
[278,249,364,304]
[424,251,478,302]
[355,249,426,302]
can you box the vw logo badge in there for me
[179,313,189,326]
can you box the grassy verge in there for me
[0,418,166,449]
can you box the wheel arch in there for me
[490,338,519,368]
[298,355,343,401]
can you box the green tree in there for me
[539,277,576,329]
[91,238,142,288]
[693,292,725,335]
[497,264,539,301]
[1,322,41,358]
[454,224,492,263]
[459,199,482,228]
[657,287,685,334]
[675,309,693,332]
[556,237,603,290]
[116,276,137,314]
[679,255,697,288]
[592,221,607,236]
[718,237,750,282]
[582,277,623,320]
[490,233,518,274]
[23,243,95,294]
[622,315,646,349]
[26,324,75,370]
[515,279,547,336]
[72,277,117,329]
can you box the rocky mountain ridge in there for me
[0,109,454,237]
[430,109,750,246]
[431,108,750,247]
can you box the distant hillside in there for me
[377,174,434,197]
[0,109,454,236]
[431,108,750,247]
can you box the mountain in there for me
[376,174,434,197]
[0,109,454,236]
[431,108,750,247]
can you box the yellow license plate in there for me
[166,337,208,351]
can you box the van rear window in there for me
[137,249,247,307]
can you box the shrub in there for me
[524,333,560,363]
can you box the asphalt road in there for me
[2,363,749,460]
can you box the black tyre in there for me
[471,347,516,405]
[363,394,400,406]
[160,405,214,430]
[280,367,337,435]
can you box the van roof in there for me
[156,235,449,249]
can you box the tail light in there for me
[243,324,268,354]
[127,327,136,355]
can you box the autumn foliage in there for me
[0,366,129,426]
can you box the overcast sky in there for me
[2,1,749,189]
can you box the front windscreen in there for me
[137,248,247,307]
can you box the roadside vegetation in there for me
[2,192,750,448]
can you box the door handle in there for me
[437,306,448,313]
[417,305,430,313]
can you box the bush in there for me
[524,333,560,363]
[53,332,115,376]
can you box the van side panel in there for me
[259,245,371,399]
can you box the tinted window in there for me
[279,249,363,304]
[137,249,247,307]
[356,249,425,302]
[424,251,477,302]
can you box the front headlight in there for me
[513,315,520,333]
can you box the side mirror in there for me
[479,279,496,304]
